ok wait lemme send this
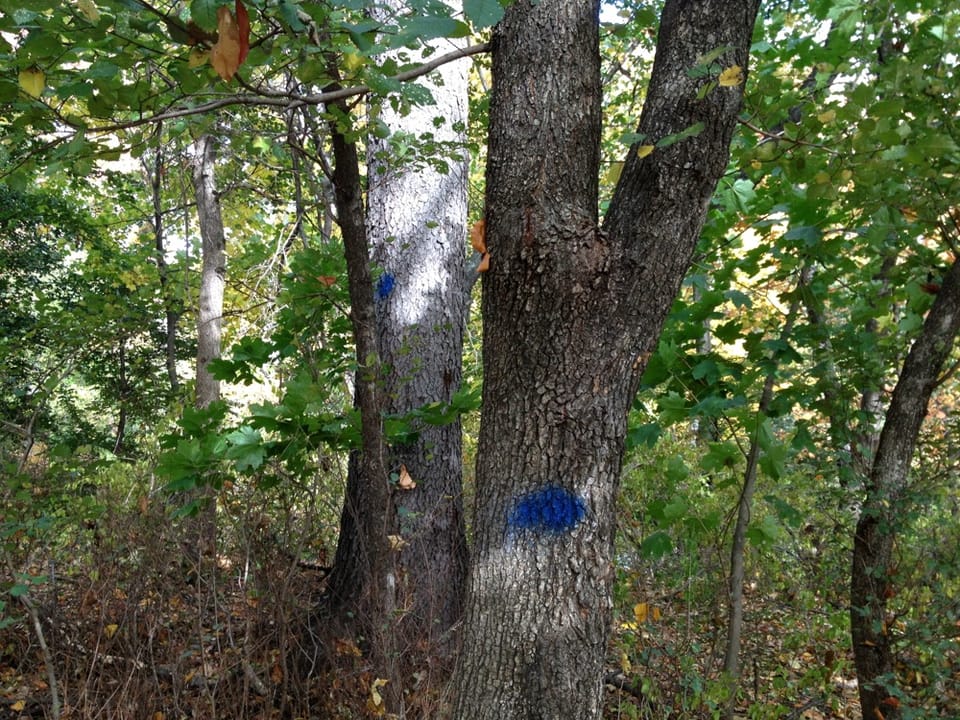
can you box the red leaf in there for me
[235,0,250,64]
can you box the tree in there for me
[190,132,227,411]
[851,257,960,719]
[363,10,471,654]
[453,0,762,717]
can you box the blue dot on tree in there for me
[376,272,395,300]
[507,485,586,534]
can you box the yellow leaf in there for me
[619,650,631,673]
[343,52,365,74]
[11,700,25,712]
[633,602,649,624]
[367,677,388,716]
[387,534,407,551]
[636,144,655,159]
[840,168,853,183]
[77,0,100,22]
[189,48,209,68]
[814,171,831,184]
[19,67,45,97]
[817,109,836,124]
[335,637,362,656]
[605,161,624,186]
[104,623,119,638]
[210,6,242,81]
[718,65,743,87]
[651,606,662,622]
[750,159,762,170]
[398,464,416,490]
[899,206,917,222]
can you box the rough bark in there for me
[851,256,960,720]
[453,1,761,718]
[191,134,226,410]
[323,97,397,663]
[365,18,470,652]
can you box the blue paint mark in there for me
[507,485,586,534]
[376,273,395,300]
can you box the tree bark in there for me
[851,256,960,720]
[323,94,397,667]
[365,15,470,654]
[188,133,226,555]
[191,134,226,410]
[453,1,761,718]
[145,144,181,395]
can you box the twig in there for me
[19,594,61,719]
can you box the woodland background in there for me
[1,0,959,718]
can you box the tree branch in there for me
[79,42,490,136]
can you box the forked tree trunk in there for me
[453,1,761,717]
[851,256,960,720]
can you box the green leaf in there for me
[190,0,221,30]
[746,515,781,547]
[656,122,705,149]
[464,0,504,29]
[639,530,673,559]
[700,441,740,472]
[400,16,471,43]
[626,422,661,450]
[224,426,266,472]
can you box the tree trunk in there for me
[365,15,470,654]
[191,134,226,410]
[851,256,960,720]
[145,144,181,395]
[189,133,226,555]
[723,284,803,718]
[323,92,397,667]
[453,1,761,718]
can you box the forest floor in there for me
[1,494,954,719]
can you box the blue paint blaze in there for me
[507,485,586,534]
[376,273,395,300]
